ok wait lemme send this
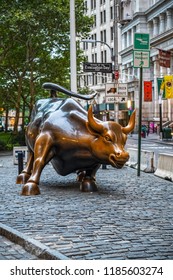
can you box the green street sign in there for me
[133,50,150,68]
[134,33,150,50]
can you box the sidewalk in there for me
[0,152,173,260]
[132,133,173,145]
[131,132,173,145]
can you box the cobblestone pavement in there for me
[0,235,38,260]
[0,152,173,260]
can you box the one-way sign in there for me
[83,62,112,73]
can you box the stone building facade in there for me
[80,0,173,129]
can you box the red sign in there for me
[158,49,171,68]
[144,81,152,102]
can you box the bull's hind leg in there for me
[21,133,54,196]
[78,164,101,192]
[16,150,34,184]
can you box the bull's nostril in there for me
[116,152,121,157]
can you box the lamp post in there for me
[70,0,77,92]
[159,95,163,138]
[82,38,120,121]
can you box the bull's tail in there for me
[42,82,97,100]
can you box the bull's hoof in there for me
[21,182,40,196]
[16,173,30,184]
[80,178,98,192]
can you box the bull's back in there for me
[26,98,65,149]
[31,98,65,122]
[26,98,88,150]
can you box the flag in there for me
[158,49,171,68]
[160,75,173,99]
[144,81,152,101]
[157,78,165,99]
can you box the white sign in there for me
[133,50,150,68]
[105,83,118,96]
[118,83,128,96]
[106,96,115,103]
[105,83,128,97]
[115,96,128,103]
[13,146,28,165]
[106,96,128,104]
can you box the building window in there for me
[95,53,97,63]
[100,11,103,24]
[83,42,88,50]
[110,6,113,20]
[104,50,107,63]
[104,29,106,42]
[111,26,114,41]
[91,34,97,47]
[100,30,103,41]
[84,1,87,11]
[103,10,106,22]
[101,51,104,63]
[91,0,96,10]
[91,0,93,10]
[93,14,96,27]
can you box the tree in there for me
[0,0,93,132]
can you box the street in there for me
[126,133,173,167]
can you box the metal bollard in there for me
[18,151,23,174]
[102,164,107,169]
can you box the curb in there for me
[0,223,69,260]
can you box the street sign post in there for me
[133,33,150,177]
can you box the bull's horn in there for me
[88,106,104,133]
[122,109,136,134]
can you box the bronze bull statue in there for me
[16,83,136,195]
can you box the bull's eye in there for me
[105,135,112,142]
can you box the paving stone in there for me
[0,154,173,259]
[0,235,39,260]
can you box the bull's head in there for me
[87,106,136,168]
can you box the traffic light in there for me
[114,70,119,80]
[112,70,119,80]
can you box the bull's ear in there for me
[122,109,136,134]
[87,106,104,134]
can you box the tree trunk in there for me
[13,76,23,133]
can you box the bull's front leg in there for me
[21,133,53,196]
[16,149,34,184]
[78,164,101,192]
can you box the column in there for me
[159,13,165,34]
[147,21,153,38]
[122,65,128,83]
[124,32,127,48]
[153,17,159,37]
[166,9,172,30]
[127,63,131,81]
[121,33,125,50]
